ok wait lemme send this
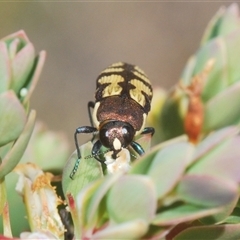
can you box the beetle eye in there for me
[99,127,111,148]
[121,124,134,147]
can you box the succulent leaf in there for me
[107,175,157,223]
[92,219,149,240]
[0,42,10,94]
[0,91,26,146]
[62,141,103,198]
[204,79,240,131]
[22,50,46,104]
[152,204,222,226]
[188,129,240,182]
[173,223,240,240]
[20,121,70,172]
[0,30,45,102]
[146,141,193,199]
[177,174,238,208]
[10,42,35,94]
[130,135,188,175]
[0,110,36,179]
[201,3,240,43]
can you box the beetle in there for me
[71,62,154,178]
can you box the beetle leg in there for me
[130,141,145,156]
[92,140,105,163]
[70,126,97,179]
[69,158,81,179]
[75,126,97,159]
[141,127,155,136]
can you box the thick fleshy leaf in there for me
[224,207,240,224]
[182,5,240,105]
[0,42,10,93]
[201,6,225,44]
[200,195,239,225]
[86,173,122,228]
[130,135,187,175]
[107,175,157,223]
[141,224,172,240]
[201,3,240,44]
[62,141,103,197]
[8,38,20,60]
[20,121,70,172]
[174,223,240,240]
[0,110,36,179]
[10,42,35,94]
[158,89,185,141]
[180,56,196,85]
[225,29,240,85]
[188,133,240,183]
[92,219,149,240]
[0,179,7,218]
[0,91,26,146]
[22,51,46,104]
[1,30,29,44]
[71,175,130,238]
[195,38,228,101]
[146,141,194,199]
[192,126,238,163]
[204,81,240,131]
[216,4,240,37]
[69,178,103,238]
[152,204,221,226]
[177,175,238,208]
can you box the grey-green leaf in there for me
[0,110,36,179]
[174,223,240,240]
[0,91,26,146]
[0,42,10,93]
[62,141,103,198]
[204,81,240,131]
[146,141,194,199]
[152,204,222,226]
[177,174,238,208]
[107,175,157,223]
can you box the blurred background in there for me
[0,1,233,150]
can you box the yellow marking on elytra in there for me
[111,62,124,67]
[134,65,146,75]
[98,75,124,97]
[129,79,152,107]
[101,68,124,74]
[133,71,151,84]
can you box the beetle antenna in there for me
[84,149,110,160]
[129,152,137,159]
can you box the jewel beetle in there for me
[71,62,154,178]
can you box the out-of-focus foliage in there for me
[0,31,70,238]
[60,4,240,239]
[2,3,240,240]
[0,30,46,179]
[62,127,240,239]
[153,3,240,143]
